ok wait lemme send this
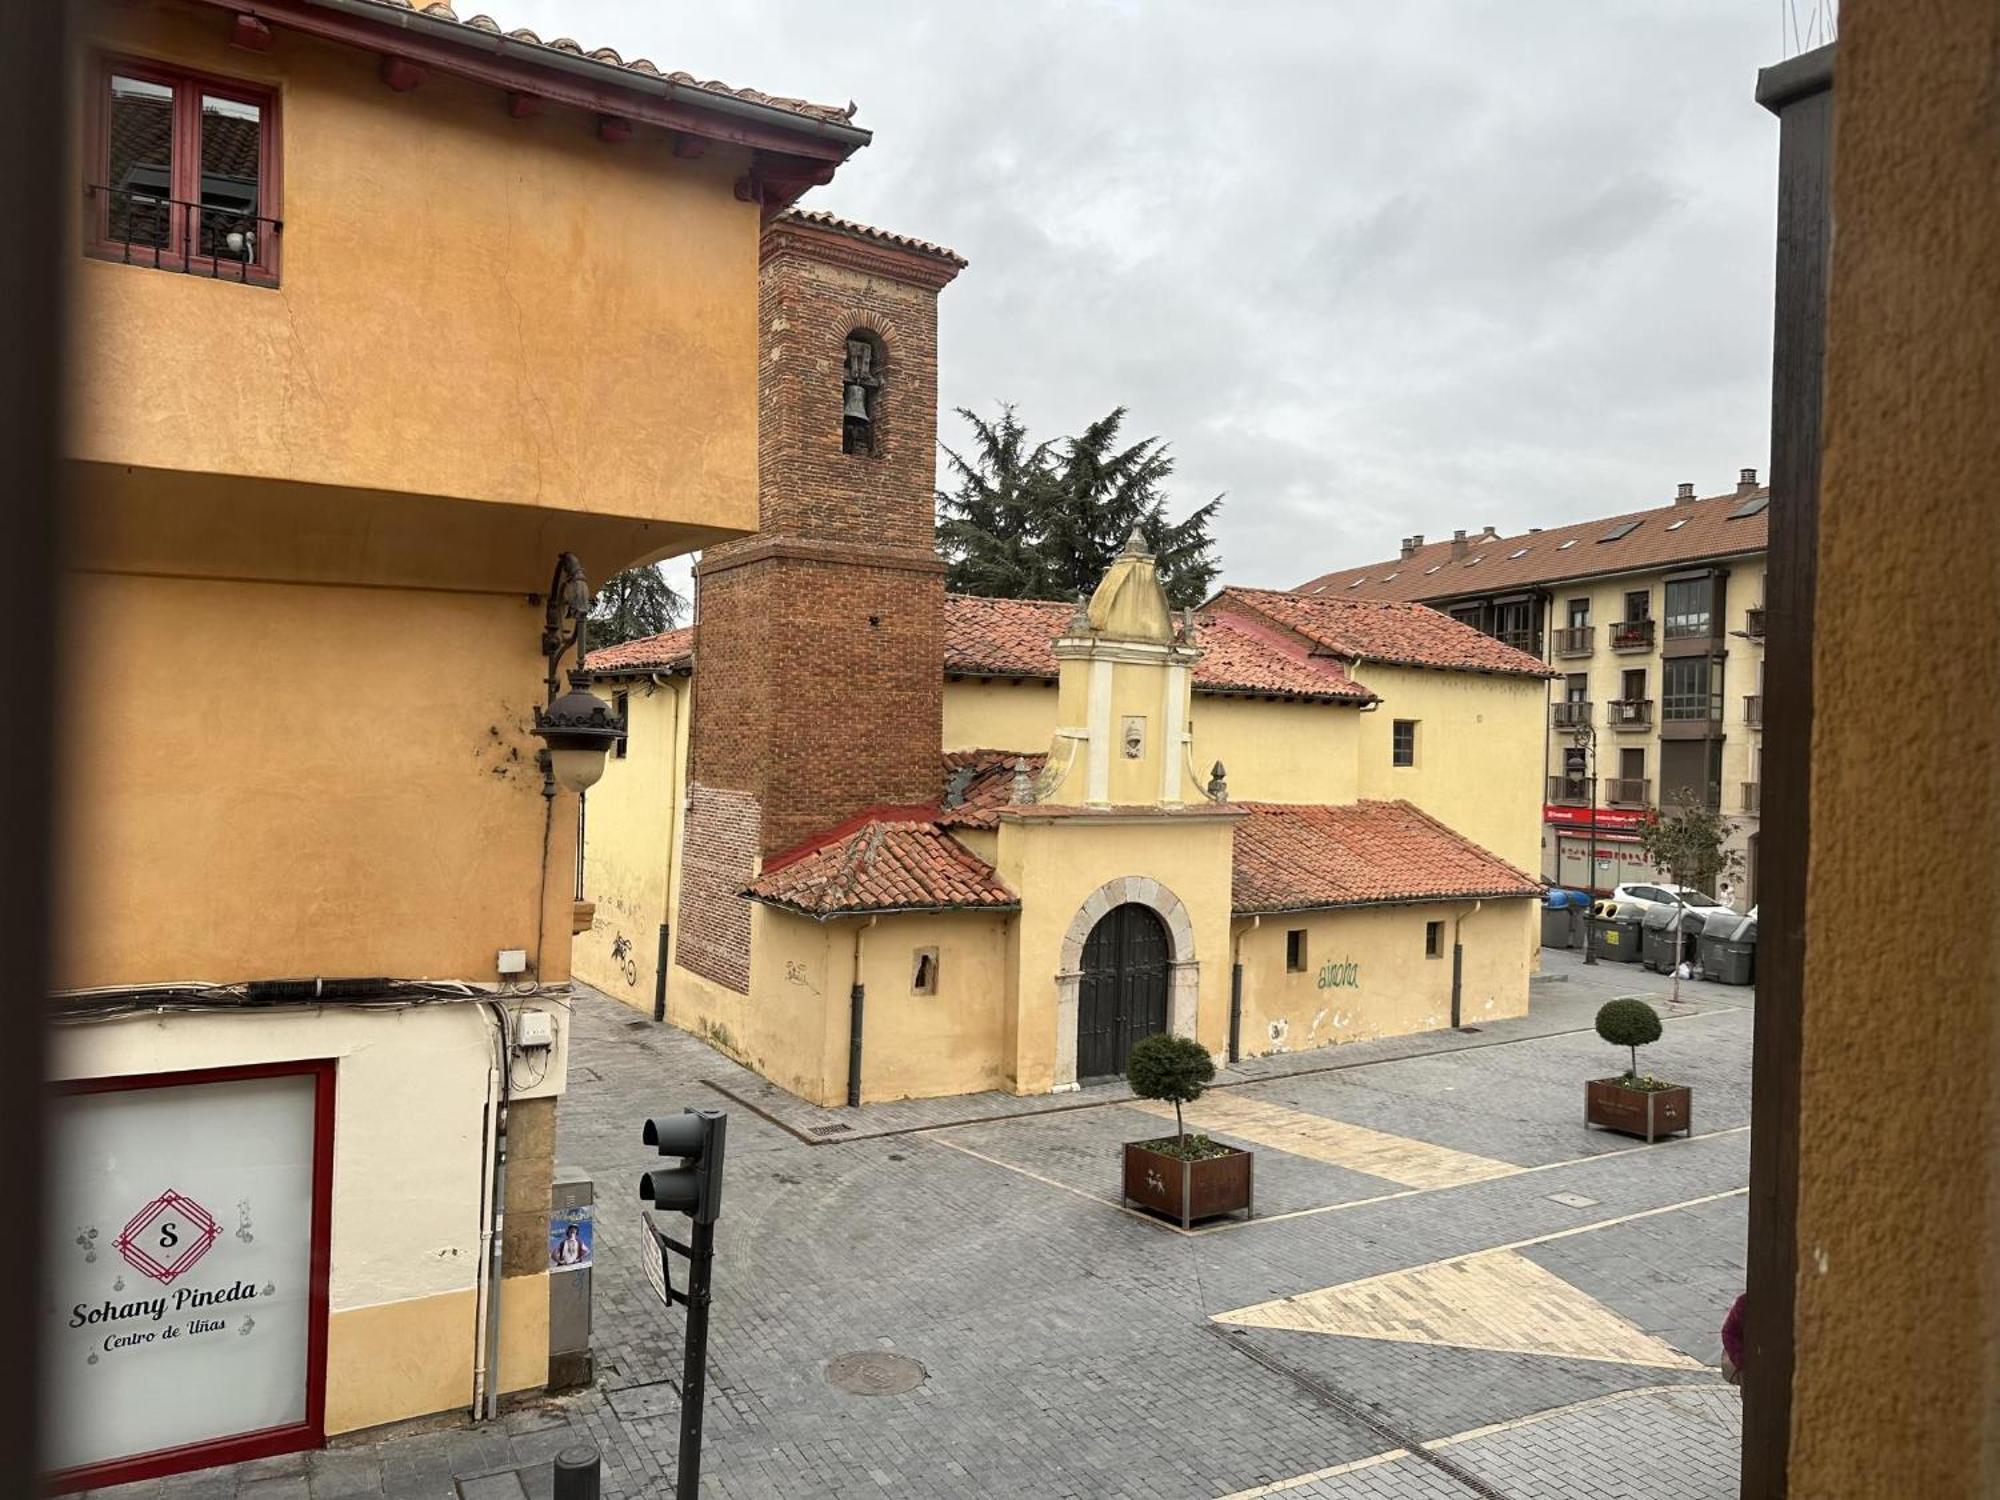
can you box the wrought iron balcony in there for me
[1610,619,1656,652]
[1742,781,1761,814]
[1607,698,1653,730]
[1744,694,1763,727]
[87,184,280,283]
[1547,774,1590,806]
[1744,607,1766,640]
[1604,777,1651,808]
[1551,700,1594,729]
[1553,626,1594,658]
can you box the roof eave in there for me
[1231,885,1541,917]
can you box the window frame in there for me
[1424,920,1443,959]
[911,947,939,996]
[1285,929,1307,973]
[85,52,283,285]
[612,691,629,759]
[1391,718,1417,768]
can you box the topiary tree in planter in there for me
[1595,997,1664,1082]
[1586,998,1690,1143]
[1126,1032,1214,1149]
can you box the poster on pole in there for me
[641,1214,674,1307]
[45,1063,331,1485]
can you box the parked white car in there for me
[1611,882,1726,916]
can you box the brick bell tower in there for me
[676,211,965,993]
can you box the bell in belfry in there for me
[843,382,871,423]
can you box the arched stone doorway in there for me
[1053,877,1198,1092]
[1076,904,1169,1081]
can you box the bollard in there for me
[553,1443,602,1500]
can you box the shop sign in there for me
[1543,804,1648,833]
[46,1065,330,1487]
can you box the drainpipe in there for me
[846,917,879,1108]
[1450,900,1483,1029]
[1229,916,1260,1062]
[651,671,681,1023]
[653,922,669,1023]
[474,1002,511,1421]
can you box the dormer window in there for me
[841,331,883,455]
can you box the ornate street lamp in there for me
[533,553,625,797]
[1571,720,1599,964]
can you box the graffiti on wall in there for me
[1315,959,1360,991]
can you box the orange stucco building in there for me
[48,0,864,1486]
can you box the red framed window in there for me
[44,1059,334,1491]
[86,55,282,284]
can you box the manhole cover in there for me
[824,1351,926,1396]
[1546,1191,1600,1209]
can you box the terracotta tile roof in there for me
[1231,800,1541,914]
[584,627,692,676]
[777,210,967,268]
[745,818,1017,918]
[1293,485,1770,604]
[1215,589,1557,679]
[944,595,1371,702]
[341,1,865,128]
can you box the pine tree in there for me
[588,562,688,648]
[937,405,1223,608]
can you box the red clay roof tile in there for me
[745,818,1018,918]
[1214,589,1557,678]
[584,627,692,676]
[1231,800,1541,913]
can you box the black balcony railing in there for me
[1610,619,1656,652]
[1496,628,1536,654]
[1607,698,1653,729]
[1553,626,1594,658]
[88,185,281,282]
[1605,777,1650,807]
[1551,700,1593,728]
[1547,774,1590,805]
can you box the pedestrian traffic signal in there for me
[640,1108,727,1224]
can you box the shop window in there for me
[1285,929,1307,973]
[911,948,938,995]
[89,58,280,282]
[1392,719,1417,767]
[1425,920,1443,959]
[613,692,629,759]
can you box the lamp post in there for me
[533,553,625,797]
[1571,720,1599,964]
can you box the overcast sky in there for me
[508,1,1791,592]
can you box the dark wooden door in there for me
[1076,903,1169,1081]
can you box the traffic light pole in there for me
[675,1214,715,1500]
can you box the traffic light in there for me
[640,1107,727,1224]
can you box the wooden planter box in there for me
[1121,1140,1253,1228]
[1585,1078,1692,1142]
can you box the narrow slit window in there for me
[1425,920,1444,958]
[1392,719,1417,767]
[1285,929,1307,973]
[911,948,938,995]
[613,691,629,759]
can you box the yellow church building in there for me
[579,212,1553,1108]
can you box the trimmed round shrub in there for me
[1596,997,1663,1077]
[1127,1032,1215,1142]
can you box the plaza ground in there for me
[90,949,1752,1499]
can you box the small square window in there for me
[1285,929,1307,973]
[613,691,629,759]
[1392,719,1417,768]
[1425,920,1444,959]
[911,948,939,995]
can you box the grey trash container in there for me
[1640,905,1681,972]
[1698,910,1758,985]
[1540,890,1583,950]
[1590,901,1644,963]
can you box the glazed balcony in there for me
[1551,700,1594,730]
[1744,694,1763,728]
[1553,626,1594,659]
[1548,774,1590,806]
[1607,698,1653,731]
[1745,607,1766,640]
[1496,627,1536,655]
[1610,619,1656,653]
[1605,777,1651,808]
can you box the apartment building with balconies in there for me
[1295,473,1768,906]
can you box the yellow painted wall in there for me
[847,911,1013,1103]
[996,814,1238,1094]
[1233,900,1534,1059]
[57,571,574,988]
[576,680,686,1010]
[69,2,761,570]
[1351,665,1544,872]
[942,677,1058,751]
[1786,7,2000,1491]
[1190,696,1360,804]
[670,905,848,1105]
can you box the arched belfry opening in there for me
[842,329,884,455]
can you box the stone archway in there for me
[1053,877,1197,1092]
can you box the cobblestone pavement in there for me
[90,949,1751,1500]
